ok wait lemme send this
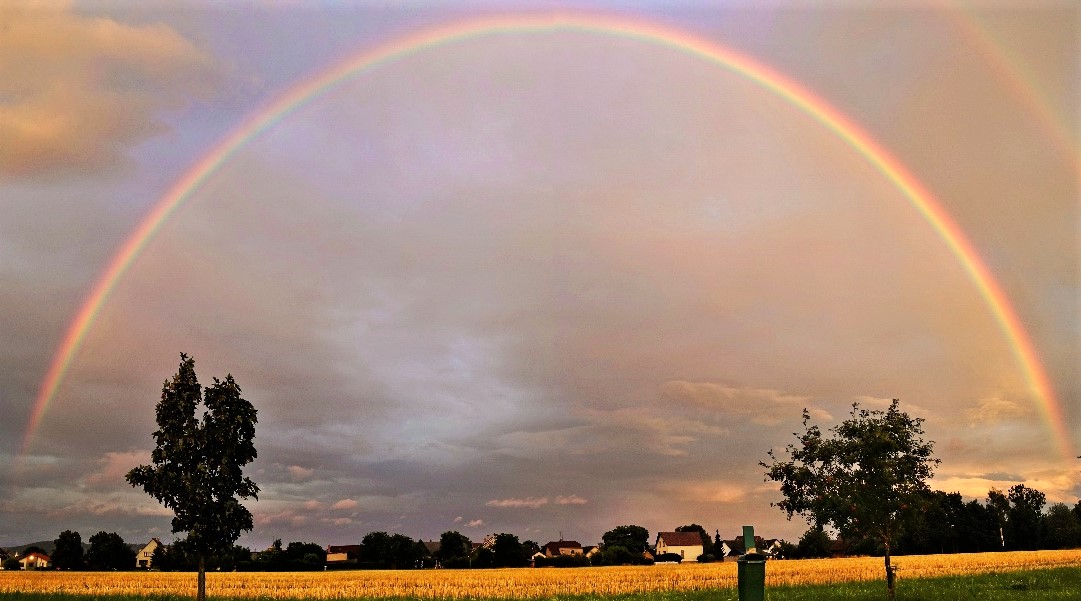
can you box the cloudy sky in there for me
[1,0,1077,551]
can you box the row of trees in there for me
[762,399,1081,600]
[786,485,1081,559]
[5,530,136,571]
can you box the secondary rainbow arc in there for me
[22,12,1075,461]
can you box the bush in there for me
[533,554,591,568]
[697,553,716,563]
[654,553,683,563]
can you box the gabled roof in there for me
[327,544,362,555]
[656,532,704,547]
[421,541,440,556]
[543,540,582,549]
[22,552,50,562]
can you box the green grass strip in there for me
[2,567,1080,601]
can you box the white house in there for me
[136,538,163,568]
[19,552,51,570]
[655,532,704,562]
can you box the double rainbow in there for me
[22,12,1074,460]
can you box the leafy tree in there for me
[52,530,84,569]
[87,531,135,570]
[285,541,326,568]
[675,524,711,548]
[955,499,999,553]
[126,354,258,600]
[601,525,649,555]
[1006,484,1046,550]
[986,488,1010,549]
[490,533,528,568]
[796,526,832,558]
[151,544,171,571]
[763,400,938,600]
[360,531,391,567]
[23,545,47,556]
[437,531,472,566]
[1042,502,1081,549]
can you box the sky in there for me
[1,0,1078,552]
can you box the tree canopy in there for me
[127,354,258,601]
[762,400,938,600]
[601,525,649,555]
[51,530,84,570]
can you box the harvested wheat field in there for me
[2,550,1079,599]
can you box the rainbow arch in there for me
[22,12,1075,460]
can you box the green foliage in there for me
[86,531,135,571]
[532,553,591,568]
[796,527,831,559]
[437,531,472,564]
[490,533,528,568]
[126,354,258,599]
[51,530,83,570]
[763,400,939,599]
[592,545,651,566]
[601,525,649,555]
[1006,484,1046,550]
[1043,503,1081,549]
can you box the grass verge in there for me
[0,567,1079,601]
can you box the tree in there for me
[796,526,832,559]
[675,524,711,548]
[763,400,938,600]
[87,531,135,570]
[601,525,649,555]
[1042,503,1081,549]
[437,531,472,567]
[52,530,84,570]
[126,354,258,601]
[1006,484,1046,550]
[490,533,528,568]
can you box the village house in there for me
[19,552,51,570]
[325,544,361,565]
[655,532,704,562]
[542,540,583,557]
[136,538,163,569]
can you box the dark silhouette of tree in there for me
[796,526,832,558]
[1007,484,1046,550]
[127,354,258,601]
[87,531,135,570]
[51,530,84,570]
[1042,502,1081,549]
[601,525,649,555]
[437,531,472,566]
[763,400,938,600]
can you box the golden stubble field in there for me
[3,550,1080,599]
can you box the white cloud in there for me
[332,498,359,510]
[555,495,588,505]
[486,497,548,509]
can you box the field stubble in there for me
[1,550,1079,599]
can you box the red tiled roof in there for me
[657,532,704,547]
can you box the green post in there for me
[737,525,766,601]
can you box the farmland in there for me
[2,550,1079,599]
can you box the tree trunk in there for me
[197,554,206,601]
[883,542,895,600]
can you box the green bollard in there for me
[736,552,766,601]
[737,525,766,601]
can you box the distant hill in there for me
[2,540,96,556]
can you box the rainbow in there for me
[22,12,1075,460]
